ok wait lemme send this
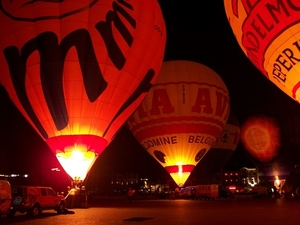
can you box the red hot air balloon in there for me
[127,60,230,187]
[224,0,300,103]
[241,114,281,163]
[241,102,300,179]
[0,0,166,183]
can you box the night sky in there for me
[1,1,299,187]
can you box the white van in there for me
[0,180,12,217]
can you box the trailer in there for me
[194,184,219,200]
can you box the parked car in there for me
[0,180,12,217]
[218,189,234,198]
[251,185,269,198]
[194,185,219,200]
[8,186,66,217]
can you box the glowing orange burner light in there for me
[47,135,108,182]
[166,164,195,187]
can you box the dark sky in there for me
[0,1,298,185]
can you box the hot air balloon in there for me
[194,111,240,184]
[127,60,230,187]
[240,102,300,181]
[224,0,300,103]
[0,0,166,185]
[241,114,281,163]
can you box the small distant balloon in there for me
[241,102,300,178]
[241,114,281,163]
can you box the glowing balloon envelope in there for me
[224,0,300,102]
[241,102,300,178]
[127,60,230,187]
[241,114,281,163]
[0,0,166,182]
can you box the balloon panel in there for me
[224,0,300,102]
[210,111,240,151]
[0,0,166,181]
[128,60,230,186]
[195,111,240,183]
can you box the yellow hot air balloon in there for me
[224,0,300,102]
[0,0,166,184]
[127,60,230,187]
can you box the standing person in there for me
[127,188,135,203]
[175,187,180,199]
[66,187,76,208]
[170,190,175,200]
[284,184,293,198]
